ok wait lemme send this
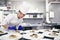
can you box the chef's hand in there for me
[18,25,23,30]
[8,26,16,30]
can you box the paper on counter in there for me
[50,11,54,18]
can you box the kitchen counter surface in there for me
[0,29,59,40]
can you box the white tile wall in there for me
[8,1,45,13]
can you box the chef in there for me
[2,10,25,30]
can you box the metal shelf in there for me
[51,2,60,4]
[3,10,15,11]
[26,13,43,15]
[49,2,60,5]
[23,18,43,20]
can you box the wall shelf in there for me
[27,13,43,15]
[48,1,60,6]
[23,18,43,20]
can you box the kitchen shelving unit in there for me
[45,0,60,29]
[45,0,60,23]
[23,13,44,19]
[0,9,16,27]
[48,0,60,20]
[2,9,16,19]
[23,13,44,29]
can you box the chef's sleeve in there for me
[2,14,12,25]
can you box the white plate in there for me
[23,33,44,39]
[0,32,22,40]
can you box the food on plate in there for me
[9,34,17,38]
[49,32,58,36]
[30,34,38,38]
[30,29,36,33]
[45,29,50,32]
[0,31,3,34]
[30,30,35,33]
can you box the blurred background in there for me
[0,0,60,29]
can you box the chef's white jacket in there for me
[2,14,23,27]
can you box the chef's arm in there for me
[2,24,8,29]
[2,14,12,29]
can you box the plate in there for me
[0,32,22,40]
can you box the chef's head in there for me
[17,10,25,19]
